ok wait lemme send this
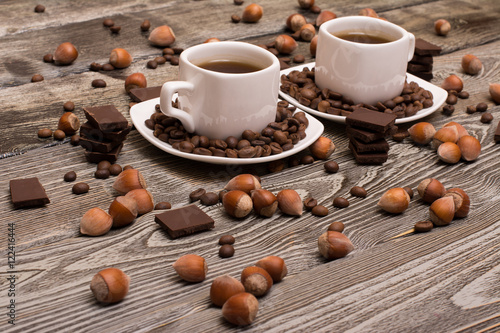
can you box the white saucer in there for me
[130,98,324,165]
[279,62,448,124]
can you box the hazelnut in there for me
[172,254,207,283]
[286,14,307,32]
[441,74,463,92]
[251,189,278,217]
[255,256,287,282]
[240,266,273,297]
[277,189,303,216]
[90,268,130,304]
[298,0,315,10]
[275,35,298,54]
[53,42,78,65]
[432,126,459,148]
[148,25,176,47]
[210,275,245,307]
[408,122,436,145]
[310,35,318,57]
[461,54,482,75]
[377,188,411,214]
[80,207,113,236]
[434,19,451,36]
[57,112,80,135]
[429,196,455,226]
[300,23,316,42]
[109,48,133,69]
[443,121,469,138]
[315,10,336,27]
[457,135,481,161]
[359,8,378,17]
[222,292,259,326]
[309,136,335,160]
[437,142,461,164]
[224,174,261,193]
[223,190,253,218]
[318,231,354,260]
[490,83,500,104]
[444,188,470,218]
[125,73,147,93]
[112,169,147,194]
[125,189,154,215]
[204,37,220,43]
[242,3,263,23]
[108,196,138,227]
[417,178,445,204]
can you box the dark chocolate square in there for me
[410,54,434,65]
[345,107,397,133]
[10,177,50,209]
[346,126,387,143]
[349,137,389,153]
[155,204,215,239]
[349,142,388,165]
[414,38,442,56]
[80,122,131,142]
[83,105,128,132]
[129,86,162,102]
[84,143,123,163]
[79,135,122,153]
[408,62,433,72]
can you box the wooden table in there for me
[1,0,499,332]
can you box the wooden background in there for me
[0,0,499,332]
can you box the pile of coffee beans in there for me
[145,101,310,158]
[280,67,434,119]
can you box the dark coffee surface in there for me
[10,177,50,209]
[154,204,215,239]
[196,60,263,73]
[333,30,396,44]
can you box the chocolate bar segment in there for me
[414,38,442,56]
[79,135,122,153]
[83,105,128,132]
[349,142,388,165]
[410,54,434,65]
[155,204,215,239]
[349,136,389,153]
[346,125,386,143]
[80,122,131,142]
[84,143,123,163]
[10,177,50,209]
[408,62,433,73]
[346,107,397,133]
[129,86,162,102]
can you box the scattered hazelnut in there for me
[432,126,459,149]
[298,0,314,9]
[240,266,273,297]
[443,121,469,138]
[318,231,354,260]
[222,292,259,326]
[489,83,500,104]
[53,42,78,65]
[80,207,113,236]
[275,35,298,54]
[173,254,207,283]
[461,54,482,75]
[255,256,288,282]
[434,19,451,36]
[277,189,303,216]
[309,136,335,160]
[457,135,481,161]
[441,74,463,92]
[251,189,278,217]
[315,10,336,27]
[149,25,176,47]
[377,188,411,214]
[204,37,220,43]
[408,122,436,145]
[242,3,263,23]
[437,142,461,164]
[90,268,130,304]
[109,48,133,69]
[310,35,318,57]
[429,196,455,226]
[224,174,261,194]
[223,190,253,218]
[444,188,470,218]
[286,14,307,32]
[417,178,445,204]
[57,112,80,135]
[359,8,378,17]
[125,189,154,215]
[210,275,245,307]
[112,169,147,194]
[299,23,316,42]
[108,196,138,227]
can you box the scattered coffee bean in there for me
[97,160,112,170]
[403,186,414,199]
[414,220,433,233]
[446,94,457,105]
[110,26,121,33]
[303,198,318,211]
[92,79,106,88]
[324,161,339,173]
[140,19,151,31]
[219,244,235,258]
[476,102,488,112]
[34,4,45,12]
[103,18,114,27]
[293,54,305,63]
[457,91,469,99]
[312,205,328,216]
[95,169,110,179]
[64,171,77,182]
[90,62,102,71]
[219,235,235,245]
[53,129,65,140]
[147,60,158,69]
[392,130,409,142]
[301,155,314,164]
[200,192,219,206]
[63,101,75,111]
[231,14,241,23]
[101,63,114,71]
[123,165,134,170]
[268,159,285,172]
[155,56,167,65]
[234,0,244,5]
[333,197,349,208]
[442,104,455,116]
[31,74,44,82]
[170,56,179,66]
[328,221,345,232]
[480,112,493,123]
[155,201,172,210]
[310,5,321,13]
[72,182,89,194]
[43,54,53,63]
[70,134,80,146]
[466,105,476,114]
[189,188,206,202]
[38,128,52,138]
[350,186,367,198]
[109,164,122,175]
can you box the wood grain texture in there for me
[0,0,499,332]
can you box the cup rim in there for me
[179,41,280,76]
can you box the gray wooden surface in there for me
[0,0,499,332]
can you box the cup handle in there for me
[407,32,416,62]
[160,81,196,133]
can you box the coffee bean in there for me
[189,188,206,202]
[480,112,493,123]
[155,201,172,210]
[333,197,349,208]
[466,105,476,114]
[442,104,455,116]
[179,141,195,153]
[70,134,80,146]
[350,186,367,198]
[234,0,244,5]
[328,221,345,232]
[92,79,106,88]
[110,26,121,33]
[403,186,414,199]
[140,19,151,31]
[172,48,184,54]
[64,171,77,182]
[101,63,114,71]
[63,101,75,111]
[269,142,283,154]
[103,18,114,27]
[109,164,122,175]
[324,161,339,173]
[163,48,175,55]
[238,146,257,158]
[170,56,179,65]
[225,136,238,149]
[219,235,235,245]
[458,91,469,99]
[445,94,457,105]
[43,54,53,63]
[268,159,285,173]
[414,220,433,233]
[147,60,158,69]
[301,155,314,164]
[304,198,317,211]
[293,54,305,63]
[95,169,110,179]
[193,147,212,155]
[31,74,44,82]
[476,102,488,112]
[72,182,89,194]
[392,130,409,142]
[237,139,251,150]
[312,205,328,216]
[155,56,167,65]
[53,130,65,140]
[219,244,235,258]
[226,149,238,158]
[34,4,45,12]
[38,128,52,138]
[90,62,102,71]
[199,136,210,148]
[97,160,112,170]
[200,192,219,206]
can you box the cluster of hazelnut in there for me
[408,121,481,164]
[172,253,287,326]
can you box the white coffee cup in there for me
[160,41,280,140]
[315,16,415,105]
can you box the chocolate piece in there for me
[84,143,123,163]
[10,177,50,209]
[345,107,397,133]
[409,71,433,81]
[79,135,122,153]
[349,142,388,164]
[129,86,162,102]
[83,105,128,132]
[155,204,215,239]
[410,54,434,65]
[495,121,500,143]
[349,137,389,153]
[407,62,433,72]
[80,122,131,142]
[414,38,442,56]
[346,125,386,143]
